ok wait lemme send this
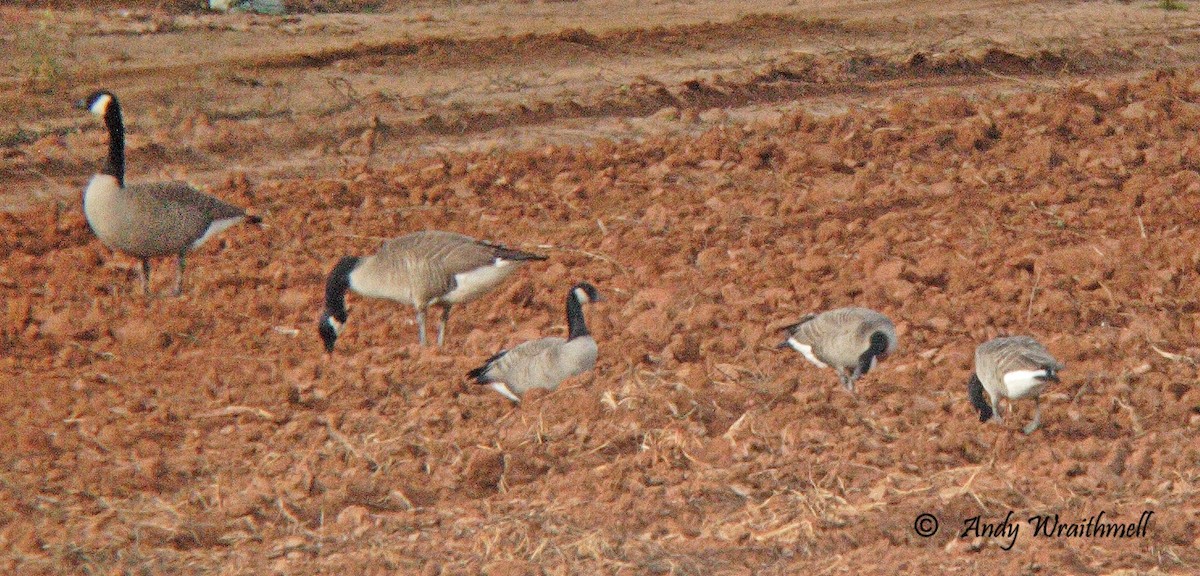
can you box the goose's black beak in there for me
[73,98,88,110]
[775,340,791,350]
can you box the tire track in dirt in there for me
[247,14,862,71]
[372,43,1179,142]
[61,13,865,86]
[9,4,1200,214]
[8,39,1192,211]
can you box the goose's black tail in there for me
[467,350,509,384]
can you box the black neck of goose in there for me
[968,374,993,421]
[856,331,889,376]
[324,256,359,323]
[566,291,589,340]
[102,100,126,186]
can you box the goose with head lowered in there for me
[777,306,897,393]
[468,282,602,402]
[77,90,261,296]
[969,335,1063,434]
[319,230,547,351]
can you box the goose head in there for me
[571,282,604,304]
[967,373,993,422]
[78,90,117,117]
[318,256,361,353]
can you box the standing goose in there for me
[969,335,1063,434]
[468,282,602,402]
[318,230,547,351]
[777,306,897,392]
[77,90,261,296]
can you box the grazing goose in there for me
[468,282,602,402]
[777,306,897,392]
[969,335,1063,434]
[318,230,547,351]
[77,90,261,296]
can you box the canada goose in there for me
[77,90,261,296]
[969,335,1063,434]
[777,307,897,392]
[318,230,547,351]
[468,282,602,402]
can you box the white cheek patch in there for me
[326,317,343,335]
[490,382,521,402]
[787,338,829,368]
[90,94,112,116]
[1003,369,1049,399]
[573,287,588,303]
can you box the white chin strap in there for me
[90,94,112,116]
[327,316,343,335]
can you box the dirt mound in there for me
[4,61,1200,573]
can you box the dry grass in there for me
[10,11,72,95]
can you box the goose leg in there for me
[415,308,427,346]
[837,369,855,393]
[138,259,152,297]
[436,305,452,347]
[849,365,865,391]
[1023,398,1042,434]
[173,253,187,297]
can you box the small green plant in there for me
[1158,0,1187,11]
[0,127,38,148]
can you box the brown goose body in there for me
[778,306,897,392]
[319,230,547,350]
[349,231,532,307]
[468,283,601,402]
[969,335,1063,434]
[84,177,251,259]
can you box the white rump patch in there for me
[1003,369,1050,399]
[787,338,828,368]
[190,216,244,250]
[490,382,521,402]
[443,260,517,304]
[89,94,112,116]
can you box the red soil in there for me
[3,2,1200,574]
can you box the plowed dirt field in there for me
[3,1,1200,574]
